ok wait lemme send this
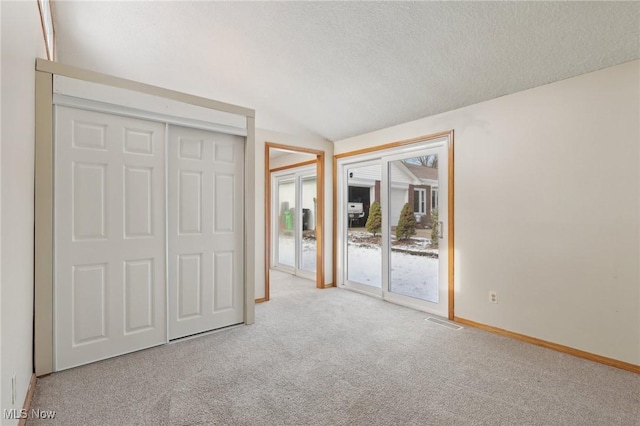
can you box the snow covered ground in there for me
[347,243,438,303]
[277,235,316,272]
[347,231,439,257]
[277,232,439,303]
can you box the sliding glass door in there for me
[345,161,382,291]
[338,141,449,316]
[300,174,317,273]
[272,167,317,279]
[276,176,296,269]
[385,148,446,311]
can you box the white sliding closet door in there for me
[168,126,244,339]
[55,106,167,370]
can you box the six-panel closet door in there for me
[168,126,244,340]
[55,106,167,370]
[54,106,245,371]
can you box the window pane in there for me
[347,164,381,288]
[300,175,317,273]
[432,189,438,211]
[277,178,295,268]
[390,156,439,303]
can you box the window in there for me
[431,188,439,211]
[413,188,426,215]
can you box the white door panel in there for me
[168,126,244,339]
[55,106,166,370]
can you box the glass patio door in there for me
[345,160,383,293]
[273,167,317,279]
[383,145,448,316]
[339,141,449,316]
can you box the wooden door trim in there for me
[333,131,453,161]
[447,133,455,320]
[332,130,454,318]
[263,142,325,302]
[270,159,316,173]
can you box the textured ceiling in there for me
[53,1,640,141]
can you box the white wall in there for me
[335,61,640,365]
[255,129,333,299]
[269,151,316,170]
[1,1,47,421]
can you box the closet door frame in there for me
[35,59,256,376]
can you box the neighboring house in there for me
[348,161,438,227]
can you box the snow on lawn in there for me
[277,235,317,272]
[278,232,439,304]
[390,250,438,303]
[346,244,381,286]
[347,231,439,257]
[347,242,439,303]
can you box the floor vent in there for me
[425,317,463,330]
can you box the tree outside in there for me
[430,208,439,249]
[365,201,382,236]
[395,203,416,240]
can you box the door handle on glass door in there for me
[438,221,444,238]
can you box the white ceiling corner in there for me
[53,1,640,141]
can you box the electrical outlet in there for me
[11,374,16,404]
[489,291,498,304]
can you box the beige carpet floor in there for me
[28,270,640,425]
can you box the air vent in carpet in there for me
[425,317,462,330]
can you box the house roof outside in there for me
[403,162,438,182]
